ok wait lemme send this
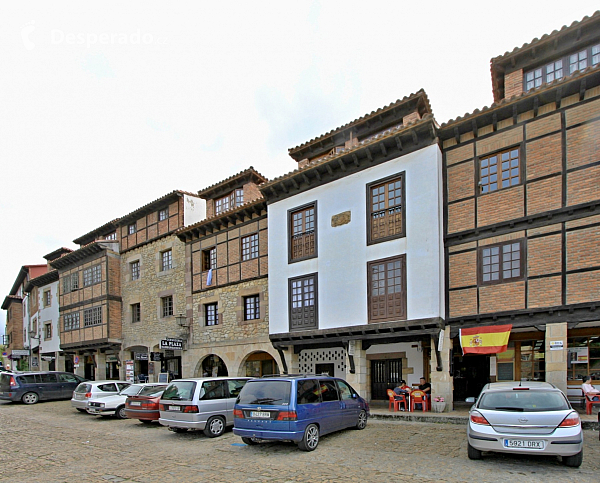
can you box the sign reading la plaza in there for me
[160,338,183,350]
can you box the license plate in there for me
[76,394,85,400]
[168,405,181,411]
[130,401,141,406]
[250,411,271,419]
[88,408,99,414]
[503,439,544,449]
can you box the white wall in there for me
[366,342,424,388]
[38,281,60,355]
[183,194,206,227]
[268,144,444,334]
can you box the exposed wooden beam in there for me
[314,169,322,181]
[395,136,403,151]
[411,130,418,145]
[338,159,346,171]
[379,142,387,156]
[301,173,310,185]
[352,153,359,167]
[279,182,288,193]
[326,164,334,176]
[365,147,373,162]
[290,177,299,190]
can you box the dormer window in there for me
[104,232,116,240]
[215,189,244,215]
[524,43,600,92]
[128,223,136,235]
[159,208,169,221]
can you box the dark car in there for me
[125,384,168,423]
[233,375,369,451]
[0,371,87,404]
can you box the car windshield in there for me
[478,390,570,412]
[138,385,166,397]
[75,383,91,394]
[161,381,196,401]
[120,384,143,396]
[237,380,291,405]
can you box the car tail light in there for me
[276,411,297,421]
[85,392,92,399]
[9,376,16,388]
[470,410,490,426]
[182,405,199,413]
[559,412,580,427]
[159,404,166,411]
[233,409,244,419]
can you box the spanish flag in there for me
[460,324,512,355]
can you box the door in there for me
[38,373,62,400]
[315,363,335,376]
[58,372,83,398]
[316,379,341,434]
[336,379,360,428]
[370,359,402,400]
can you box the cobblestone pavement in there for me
[0,400,598,483]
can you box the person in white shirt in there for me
[582,375,599,401]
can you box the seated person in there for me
[393,380,410,410]
[582,375,600,401]
[415,377,431,410]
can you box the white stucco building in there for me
[261,90,450,402]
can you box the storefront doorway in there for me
[243,352,278,377]
[201,355,228,377]
[370,359,402,400]
[453,354,490,401]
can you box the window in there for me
[205,302,219,326]
[289,274,317,330]
[235,188,244,207]
[92,265,101,284]
[130,260,140,280]
[63,273,79,293]
[71,273,79,291]
[44,323,52,340]
[202,247,216,271]
[368,174,404,244]
[368,255,406,322]
[289,203,316,261]
[161,250,173,271]
[297,379,320,404]
[162,296,173,317]
[242,234,259,261]
[43,290,51,307]
[83,307,102,327]
[159,208,169,221]
[200,380,226,400]
[131,303,141,323]
[479,240,524,285]
[479,148,520,194]
[215,189,244,215]
[63,312,80,331]
[243,295,260,320]
[567,336,600,382]
[520,340,545,382]
[105,232,117,240]
[524,43,600,92]
[128,223,136,235]
[215,195,230,215]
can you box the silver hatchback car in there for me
[467,381,583,467]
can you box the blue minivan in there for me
[233,375,369,451]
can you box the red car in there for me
[125,384,167,423]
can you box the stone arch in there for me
[193,353,230,378]
[235,349,280,377]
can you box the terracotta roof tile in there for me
[196,167,268,198]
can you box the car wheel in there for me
[298,424,319,451]
[355,410,368,430]
[242,437,259,445]
[467,442,482,460]
[203,416,225,438]
[563,450,583,468]
[170,427,188,433]
[21,392,39,405]
[139,419,153,424]
[76,408,87,413]
[114,406,127,419]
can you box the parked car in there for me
[125,384,168,423]
[159,377,250,437]
[467,381,583,467]
[0,371,87,404]
[87,383,166,418]
[71,380,130,412]
[233,375,369,451]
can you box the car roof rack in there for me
[260,373,334,378]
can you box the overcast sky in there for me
[1,1,599,336]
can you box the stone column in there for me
[545,322,567,395]
[346,342,369,400]
[55,352,66,372]
[74,353,85,378]
[95,352,107,380]
[283,348,299,375]
[429,327,453,411]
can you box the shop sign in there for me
[164,350,175,358]
[125,360,135,383]
[160,338,183,350]
[549,341,564,351]
[106,355,119,363]
[41,356,55,361]
[135,352,149,361]
[11,350,30,356]
[150,352,162,361]
[568,347,588,363]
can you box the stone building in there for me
[2,264,48,370]
[176,168,278,378]
[439,11,600,401]
[118,190,205,382]
[261,91,447,403]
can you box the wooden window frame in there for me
[44,323,52,340]
[83,307,102,327]
[202,247,216,271]
[478,147,522,195]
[130,260,140,280]
[161,249,173,271]
[205,302,219,326]
[366,173,406,246]
[105,232,117,240]
[367,254,407,323]
[63,312,80,331]
[288,273,318,331]
[159,207,169,221]
[131,303,141,323]
[288,201,318,263]
[43,290,51,307]
[241,233,259,261]
[478,239,526,286]
[243,295,260,321]
[162,296,173,318]
[128,223,137,235]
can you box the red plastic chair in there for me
[386,389,405,412]
[410,390,427,412]
[584,393,600,415]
